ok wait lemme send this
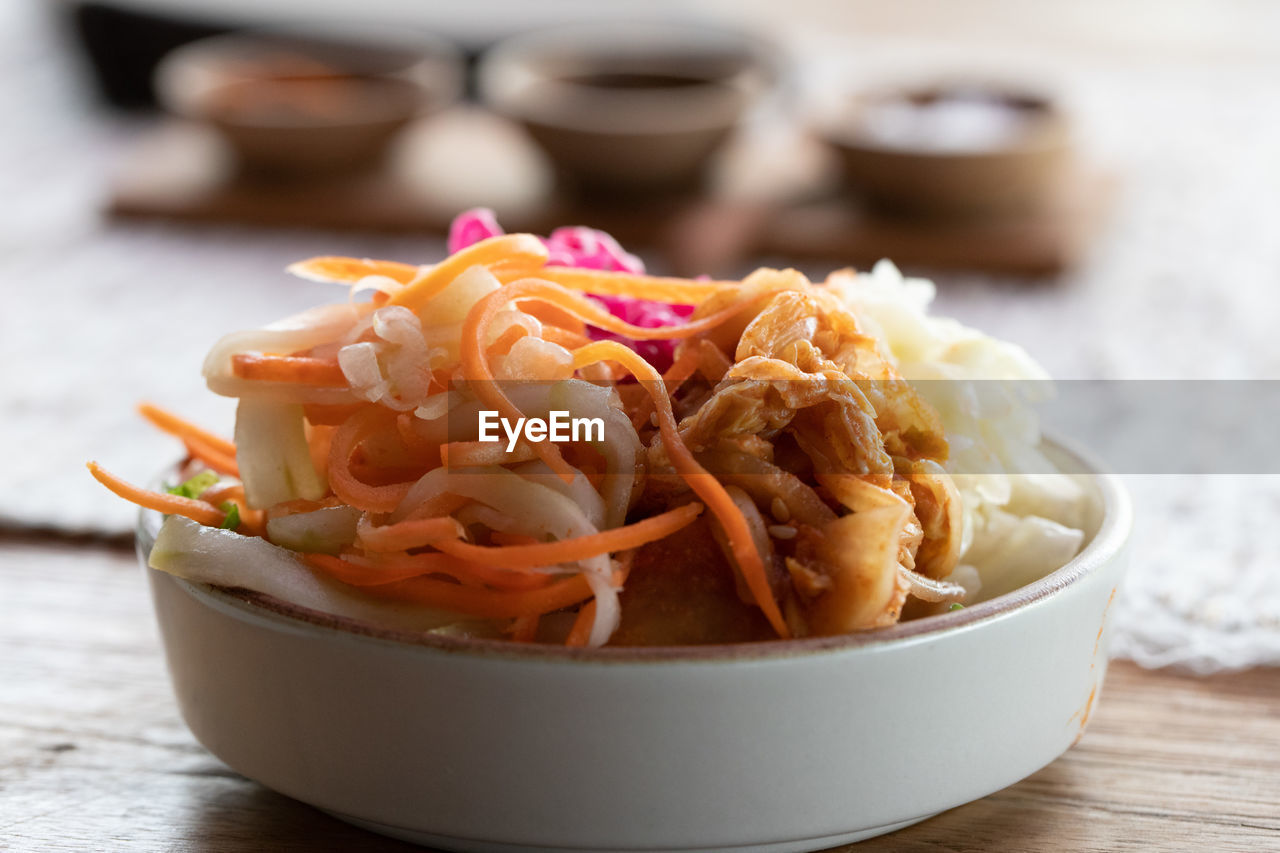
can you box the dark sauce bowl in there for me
[478,23,778,197]
[156,29,463,179]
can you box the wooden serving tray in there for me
[107,109,1111,277]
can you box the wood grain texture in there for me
[2,537,1277,852]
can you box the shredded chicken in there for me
[636,281,964,636]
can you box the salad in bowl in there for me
[93,209,1091,649]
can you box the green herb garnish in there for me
[949,603,965,612]
[219,502,240,530]
[167,470,219,499]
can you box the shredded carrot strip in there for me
[287,256,418,284]
[235,504,266,536]
[200,482,245,506]
[86,462,226,527]
[231,354,347,386]
[390,234,549,311]
[506,278,766,341]
[466,568,555,591]
[183,435,239,477]
[540,325,592,348]
[629,344,699,432]
[138,403,236,458]
[570,340,790,638]
[305,552,484,588]
[329,408,415,513]
[199,483,264,535]
[357,516,465,552]
[565,600,597,647]
[496,265,735,304]
[450,563,554,591]
[432,502,703,570]
[522,299,587,335]
[371,567,619,619]
[307,551,564,596]
[486,324,528,356]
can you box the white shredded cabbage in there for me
[414,390,461,421]
[374,306,436,409]
[233,398,327,509]
[338,341,390,404]
[203,302,368,404]
[151,516,461,632]
[829,260,1090,603]
[498,336,574,382]
[350,274,406,300]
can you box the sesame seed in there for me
[770,497,790,522]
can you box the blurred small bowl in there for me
[820,84,1071,218]
[156,30,463,179]
[478,23,777,196]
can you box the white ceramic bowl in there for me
[138,439,1130,853]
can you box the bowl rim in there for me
[141,434,1131,665]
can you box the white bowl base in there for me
[326,809,938,853]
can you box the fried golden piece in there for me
[900,458,963,580]
[678,356,892,478]
[736,289,949,463]
[792,478,914,632]
[735,288,961,579]
[688,268,809,354]
[647,282,962,635]
[610,516,776,646]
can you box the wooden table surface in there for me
[3,533,1277,852]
